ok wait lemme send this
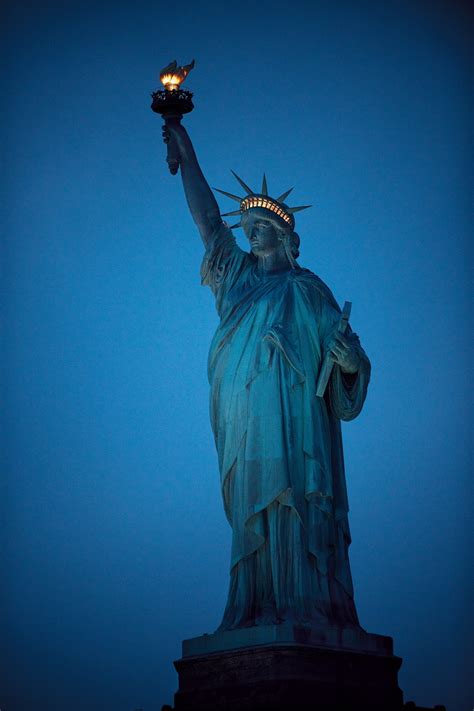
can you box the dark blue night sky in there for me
[2,1,472,710]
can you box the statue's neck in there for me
[257,246,292,275]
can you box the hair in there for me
[280,228,300,267]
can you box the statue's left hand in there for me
[325,329,361,374]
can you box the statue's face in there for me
[243,214,281,257]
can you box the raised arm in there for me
[163,121,222,247]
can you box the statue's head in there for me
[241,209,300,262]
[214,172,309,266]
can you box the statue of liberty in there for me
[163,122,371,632]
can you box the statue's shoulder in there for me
[293,267,341,313]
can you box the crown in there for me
[213,172,311,229]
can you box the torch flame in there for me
[160,59,195,91]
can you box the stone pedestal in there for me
[173,624,404,710]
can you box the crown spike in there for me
[286,205,312,214]
[231,170,254,195]
[261,173,268,196]
[275,187,294,203]
[229,222,242,229]
[213,187,243,203]
[221,209,243,217]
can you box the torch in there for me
[151,59,195,175]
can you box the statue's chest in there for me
[222,273,291,325]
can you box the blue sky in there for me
[2,1,472,710]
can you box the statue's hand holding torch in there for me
[151,59,195,175]
[161,121,182,175]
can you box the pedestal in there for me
[173,624,404,710]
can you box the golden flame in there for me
[159,59,195,91]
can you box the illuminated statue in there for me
[162,121,371,631]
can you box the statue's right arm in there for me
[163,122,222,248]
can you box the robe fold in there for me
[201,223,371,630]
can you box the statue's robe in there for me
[201,224,371,630]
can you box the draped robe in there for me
[201,223,371,630]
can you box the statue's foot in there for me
[254,603,279,627]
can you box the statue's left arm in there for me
[325,328,371,421]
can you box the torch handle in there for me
[163,114,183,176]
